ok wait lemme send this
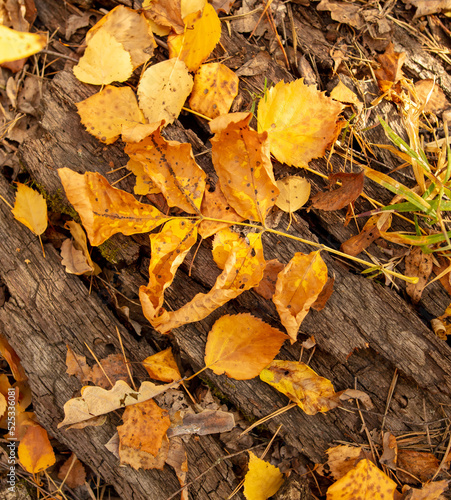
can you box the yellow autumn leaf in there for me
[273,251,328,343]
[73,29,133,85]
[126,159,161,196]
[257,79,344,167]
[168,3,221,72]
[58,168,170,246]
[326,459,397,499]
[189,63,239,119]
[243,452,284,500]
[0,26,46,64]
[212,227,241,269]
[205,314,288,380]
[142,348,182,383]
[76,86,146,145]
[275,176,311,213]
[12,183,48,236]
[260,360,338,415]
[138,58,193,125]
[18,424,56,473]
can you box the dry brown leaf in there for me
[211,0,235,13]
[397,449,440,483]
[311,172,364,211]
[0,332,27,382]
[408,0,451,18]
[210,112,279,223]
[380,432,397,470]
[165,437,189,500]
[402,480,449,499]
[374,42,406,93]
[341,213,392,256]
[317,0,364,29]
[142,348,182,383]
[311,276,334,311]
[60,239,94,275]
[254,259,285,300]
[415,79,449,114]
[142,0,185,34]
[317,445,367,480]
[167,409,235,437]
[66,346,93,384]
[91,353,131,389]
[120,434,169,470]
[405,247,433,303]
[58,454,87,489]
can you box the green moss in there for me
[32,182,79,220]
[97,239,121,265]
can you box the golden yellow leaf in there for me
[142,0,185,34]
[243,451,284,500]
[0,393,6,420]
[210,113,279,223]
[138,58,193,125]
[120,435,169,470]
[126,159,161,196]
[211,227,241,269]
[205,314,288,380]
[58,379,178,427]
[275,176,311,213]
[330,80,361,107]
[12,183,47,236]
[182,0,206,18]
[58,168,170,246]
[73,29,133,85]
[257,79,344,167]
[142,348,182,383]
[326,459,397,499]
[144,232,265,333]
[125,125,206,213]
[121,122,162,144]
[140,219,198,323]
[273,251,328,343]
[189,63,239,119]
[168,3,221,72]
[18,424,56,473]
[76,86,146,145]
[0,26,46,64]
[86,5,156,70]
[118,399,170,456]
[260,360,338,415]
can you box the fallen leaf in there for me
[142,348,182,383]
[0,393,6,419]
[330,80,362,107]
[66,12,92,39]
[60,239,94,275]
[254,259,285,300]
[317,0,364,29]
[58,168,170,246]
[276,176,311,213]
[0,25,46,64]
[91,353,131,389]
[58,454,86,489]
[341,213,392,256]
[64,221,100,275]
[118,399,170,456]
[211,0,235,13]
[210,113,279,223]
[408,0,451,19]
[260,360,338,415]
[243,451,284,500]
[415,79,449,114]
[205,313,288,380]
[273,251,328,343]
[126,158,161,196]
[167,409,235,437]
[326,459,397,499]
[142,0,185,34]
[18,423,56,473]
[311,276,334,311]
[12,183,47,236]
[165,437,189,500]
[397,449,440,483]
[73,29,133,85]
[211,226,242,269]
[257,79,344,167]
[125,124,206,213]
[76,86,146,145]
[405,247,433,304]
[66,346,92,384]
[317,445,367,480]
[120,434,169,470]
[189,63,239,119]
[311,172,364,211]
[137,58,193,125]
[168,3,221,72]
[380,432,397,469]
[0,333,27,381]
[402,480,449,499]
[181,0,207,18]
[374,42,406,94]
[58,379,179,427]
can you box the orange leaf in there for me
[211,227,242,269]
[189,63,239,119]
[12,183,47,236]
[273,251,328,343]
[142,348,182,383]
[326,459,397,499]
[317,445,367,480]
[0,333,27,381]
[118,399,170,456]
[341,213,391,257]
[243,451,284,500]
[168,3,221,72]
[374,42,406,93]
[126,158,161,196]
[257,79,344,167]
[18,424,56,473]
[58,454,86,489]
[254,259,285,300]
[210,113,279,223]
[125,125,206,213]
[311,172,364,211]
[139,219,198,324]
[205,314,288,380]
[146,232,266,333]
[260,360,338,415]
[120,434,170,470]
[58,168,170,246]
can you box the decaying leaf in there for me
[397,449,440,483]
[76,86,146,145]
[189,63,239,119]
[273,251,328,343]
[0,25,46,64]
[60,239,94,275]
[18,423,56,473]
[317,0,364,29]
[405,247,433,304]
[415,79,449,114]
[311,172,364,211]
[330,80,362,108]
[120,434,170,470]
[257,79,344,167]
[66,346,92,384]
[317,445,367,480]
[276,176,311,213]
[0,333,27,381]
[142,348,182,383]
[341,213,392,256]
[91,353,131,389]
[326,459,397,499]
[243,451,284,500]
[168,3,221,72]
[205,313,288,380]
[260,360,338,415]
[58,454,86,489]
[142,0,185,34]
[408,0,451,19]
[63,221,101,275]
[167,409,235,437]
[254,259,285,300]
[12,183,47,236]
[210,113,279,223]
[165,437,189,500]
[374,42,406,94]
[402,480,449,499]
[380,432,397,470]
[137,58,193,125]
[58,168,170,246]
[58,379,178,427]
[311,276,334,311]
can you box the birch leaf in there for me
[12,183,47,236]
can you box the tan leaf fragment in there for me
[317,0,364,29]
[167,409,235,437]
[58,454,87,489]
[311,172,364,211]
[60,239,94,275]
[142,0,185,34]
[66,346,93,384]
[341,213,392,256]
[409,0,451,19]
[415,79,449,114]
[405,247,433,303]
[64,221,101,275]
[402,480,449,499]
[330,80,362,108]
[165,437,189,500]
[120,434,169,470]
[374,42,406,93]
[380,432,397,469]
[317,445,367,480]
